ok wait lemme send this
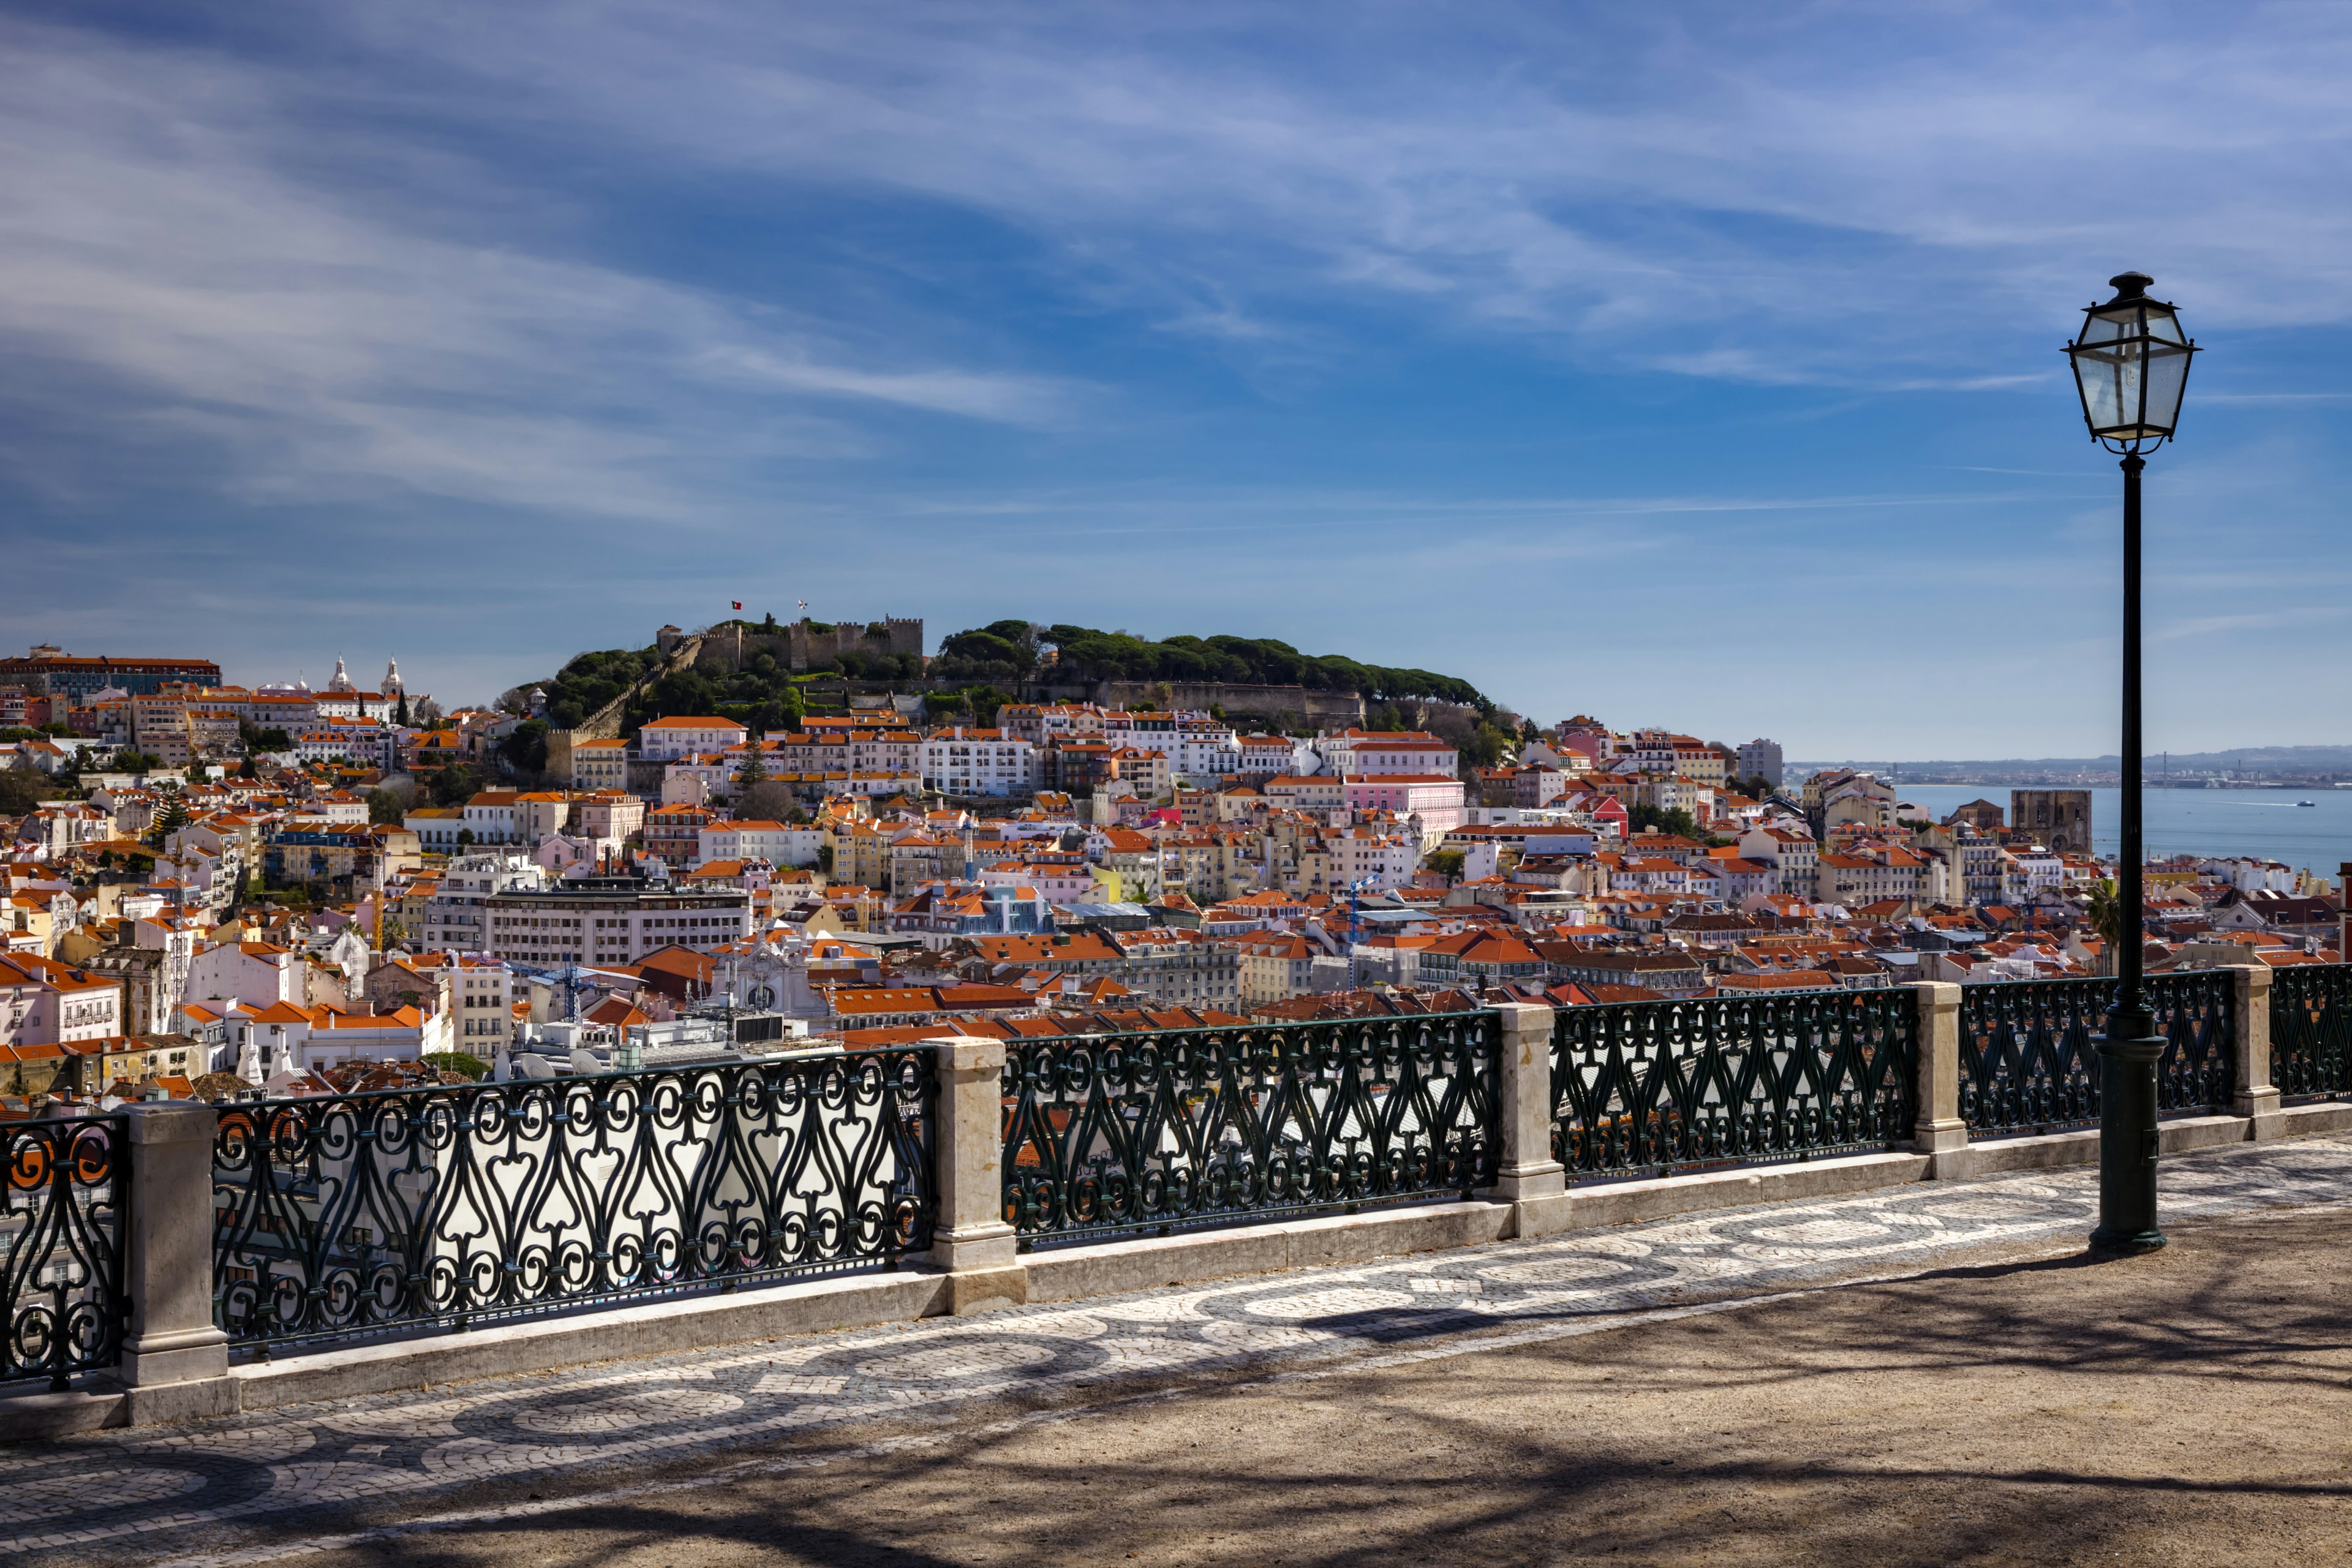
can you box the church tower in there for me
[383,656,405,696]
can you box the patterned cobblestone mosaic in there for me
[6,1136,2350,1564]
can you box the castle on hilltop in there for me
[785,617,923,671]
[652,616,924,673]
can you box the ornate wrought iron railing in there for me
[2,1115,126,1389]
[1959,971,2234,1136]
[1549,990,1915,1180]
[213,1050,935,1351]
[2271,963,2352,1102]
[1001,1014,1499,1245]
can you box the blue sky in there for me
[6,2,2350,757]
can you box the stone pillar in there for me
[925,1038,1027,1314]
[117,1102,236,1419]
[2222,961,2282,1139]
[1909,982,1969,1178]
[1484,1003,1570,1237]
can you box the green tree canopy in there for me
[151,789,193,844]
[0,771,46,815]
[499,718,550,777]
[932,622,1490,709]
[423,1051,490,1081]
[427,763,483,807]
[1626,804,1705,839]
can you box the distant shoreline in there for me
[1788,773,2347,791]
[1786,745,2352,789]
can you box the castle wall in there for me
[786,617,923,671]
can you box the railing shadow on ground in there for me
[306,1207,2352,1568]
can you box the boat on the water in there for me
[2297,799,2317,807]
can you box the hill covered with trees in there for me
[510,619,1492,768]
[933,622,1490,712]
[532,643,807,740]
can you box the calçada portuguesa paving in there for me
[9,1134,2352,1567]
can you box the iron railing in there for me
[213,1050,935,1351]
[2271,963,2352,1102]
[1959,971,2234,1136]
[2,1115,126,1388]
[1001,1014,1499,1246]
[1549,990,1915,1180]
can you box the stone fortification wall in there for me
[787,618,924,671]
[544,630,705,782]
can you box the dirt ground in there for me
[271,1205,2352,1568]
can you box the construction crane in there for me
[513,957,601,1023]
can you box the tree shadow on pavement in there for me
[280,1208,2352,1568]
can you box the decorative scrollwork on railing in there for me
[213,1050,935,1351]
[1548,991,1915,1179]
[2271,963,2352,1102]
[2148,971,2236,1110]
[2,1117,126,1389]
[1001,1015,1499,1245]
[1959,972,2235,1136]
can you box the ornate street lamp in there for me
[2065,271,2197,1253]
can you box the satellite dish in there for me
[514,1055,556,1080]
[568,1048,604,1077]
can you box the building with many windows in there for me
[918,728,1036,797]
[1736,738,1784,790]
[485,878,752,967]
[638,716,750,762]
[0,646,222,700]
[569,737,629,791]
[420,853,546,951]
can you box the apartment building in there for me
[919,728,1037,797]
[638,715,750,762]
[485,880,752,968]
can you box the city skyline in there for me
[7,4,2351,754]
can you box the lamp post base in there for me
[2087,1226,2167,1256]
[2089,1028,2167,1255]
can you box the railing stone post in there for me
[1909,982,1969,1178]
[116,1102,236,1421]
[926,1038,1027,1315]
[1484,1004,1570,1237]
[2218,961,2282,1139]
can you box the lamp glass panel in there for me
[2076,311,2128,347]
[2141,306,2187,345]
[2072,340,2141,432]
[2139,341,2191,432]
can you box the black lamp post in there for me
[2065,271,2198,1254]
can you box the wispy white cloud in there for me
[0,15,1077,522]
[2154,606,2348,643]
[344,2,2352,381]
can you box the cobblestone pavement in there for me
[9,1135,2352,1566]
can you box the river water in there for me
[1881,785,2352,876]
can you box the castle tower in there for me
[383,657,405,696]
